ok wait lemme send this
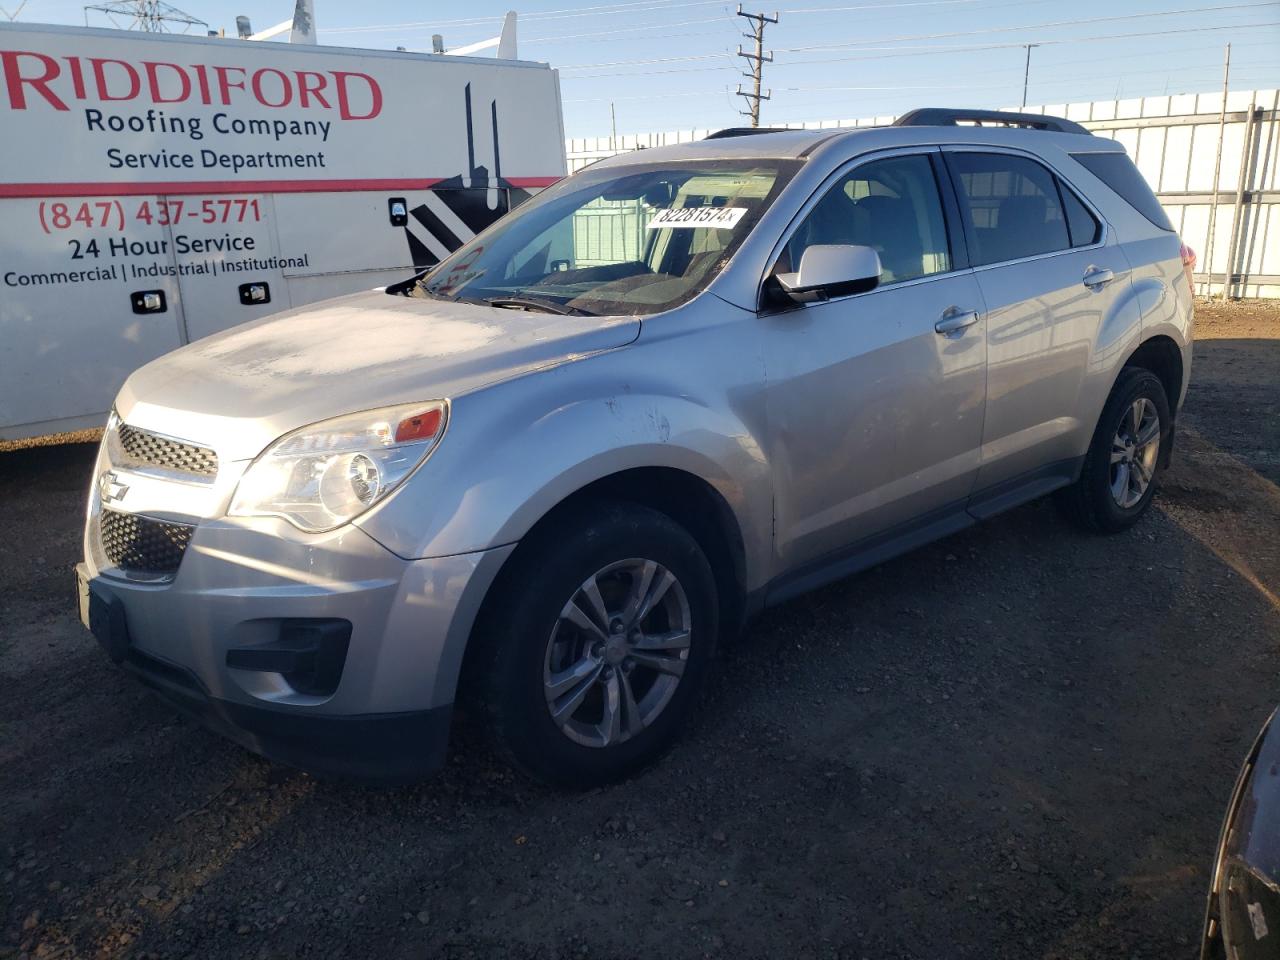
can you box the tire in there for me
[1056,367,1172,534]
[476,500,719,787]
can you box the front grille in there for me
[100,508,195,578]
[117,422,218,480]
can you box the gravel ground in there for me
[2,300,1278,960]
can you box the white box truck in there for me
[0,22,566,440]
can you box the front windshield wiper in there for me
[414,278,454,301]
[483,295,595,317]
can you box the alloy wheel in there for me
[543,558,692,748]
[1109,397,1161,509]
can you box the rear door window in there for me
[947,152,1072,266]
[1071,151,1173,231]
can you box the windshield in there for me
[414,159,800,316]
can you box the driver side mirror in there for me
[774,244,881,303]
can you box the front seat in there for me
[852,195,925,283]
[780,188,865,273]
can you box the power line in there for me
[457,0,1029,53]
[772,1,1279,54]
[553,0,1276,70]
[524,16,732,44]
[778,0,1062,19]
[561,39,1278,82]
[321,0,731,35]
[769,18,1280,67]
[565,87,737,103]
[562,31,1280,104]
[781,0,981,11]
[562,67,1277,106]
[558,37,1280,82]
[486,0,1056,52]
[561,52,735,70]
[322,0,1000,36]
[557,17,1279,77]
[399,0,1049,52]
[776,60,1277,93]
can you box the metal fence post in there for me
[1202,44,1232,297]
[1221,99,1258,301]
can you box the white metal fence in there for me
[566,89,1280,298]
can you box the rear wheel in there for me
[1057,367,1171,533]
[478,501,718,786]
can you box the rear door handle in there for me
[1082,265,1115,289]
[935,307,981,338]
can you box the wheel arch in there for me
[456,466,751,708]
[1121,334,1185,468]
[1123,334,1184,414]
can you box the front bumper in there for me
[78,515,514,780]
[79,574,451,780]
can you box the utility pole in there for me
[736,6,778,128]
[1020,43,1038,109]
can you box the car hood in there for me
[115,289,640,462]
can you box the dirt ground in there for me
[2,300,1278,960]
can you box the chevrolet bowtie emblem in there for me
[99,471,129,504]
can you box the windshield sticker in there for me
[646,207,748,230]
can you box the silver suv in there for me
[77,109,1194,785]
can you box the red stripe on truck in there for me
[0,176,561,198]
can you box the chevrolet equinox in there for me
[77,109,1195,785]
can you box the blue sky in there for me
[13,0,1280,136]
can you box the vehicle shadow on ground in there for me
[6,457,1277,960]
[1177,336,1280,483]
[4,329,1278,959]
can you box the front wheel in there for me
[1056,367,1172,533]
[478,501,719,787]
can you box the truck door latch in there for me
[238,282,271,305]
[130,290,166,314]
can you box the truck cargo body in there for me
[0,22,566,440]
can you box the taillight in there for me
[1179,242,1196,297]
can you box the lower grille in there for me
[100,508,195,579]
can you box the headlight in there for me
[229,401,448,532]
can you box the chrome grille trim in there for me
[115,422,218,481]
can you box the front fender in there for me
[357,361,773,590]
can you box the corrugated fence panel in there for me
[564,89,1280,297]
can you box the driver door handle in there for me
[935,307,981,338]
[1082,265,1115,289]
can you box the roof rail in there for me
[704,127,792,140]
[893,108,1092,137]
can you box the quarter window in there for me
[1061,183,1101,247]
[1071,152,1173,231]
[781,154,952,285]
[949,152,1085,266]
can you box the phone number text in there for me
[38,198,264,234]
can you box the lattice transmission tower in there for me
[83,1,208,33]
